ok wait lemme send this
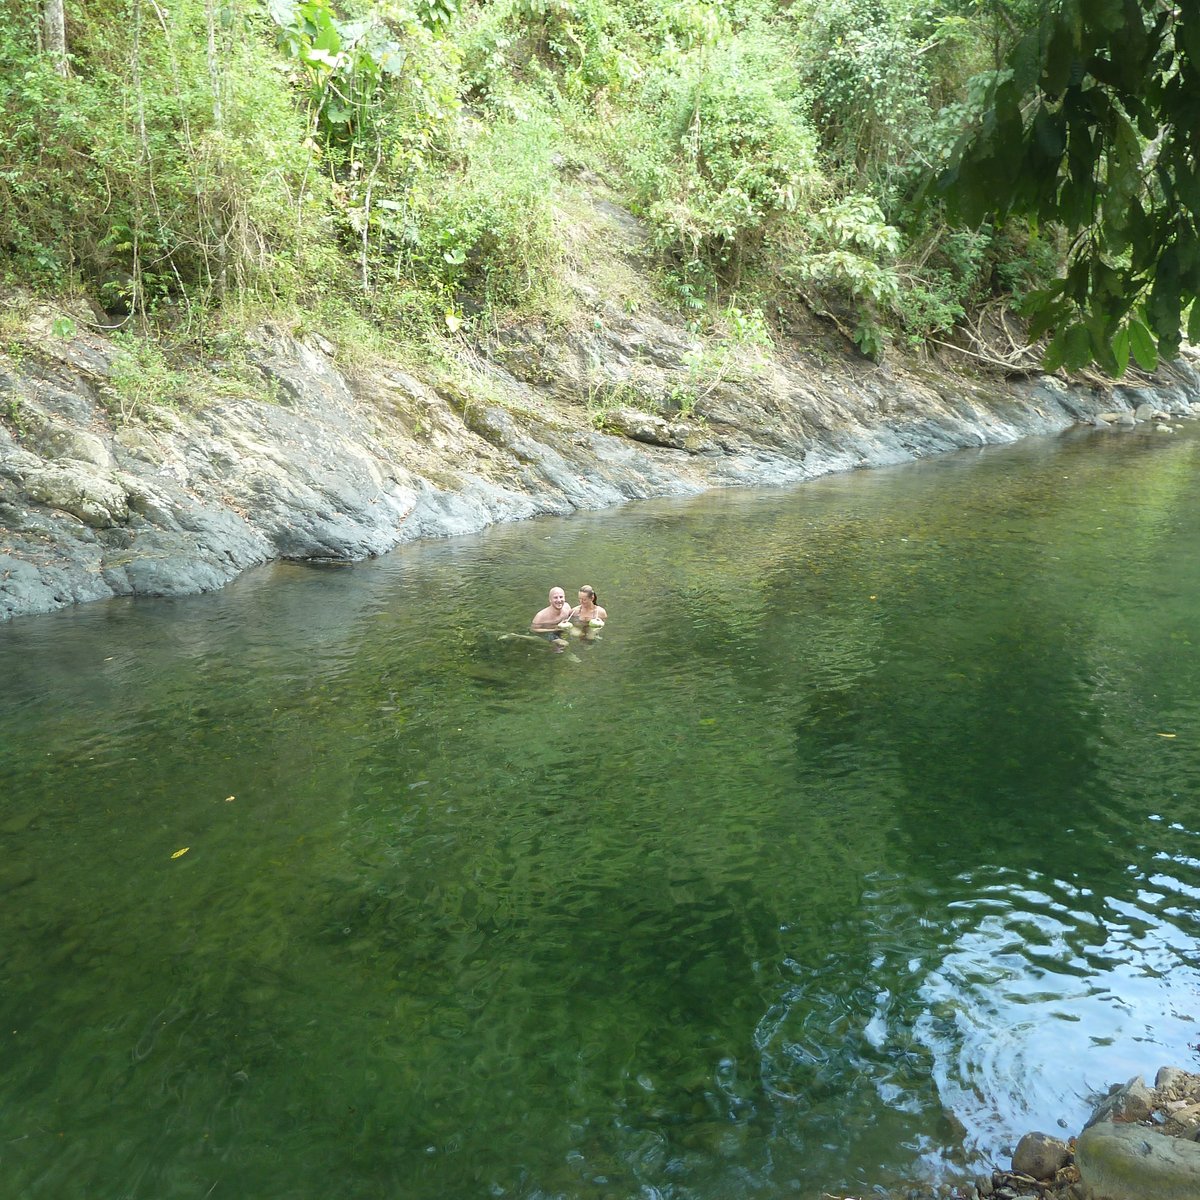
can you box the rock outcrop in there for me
[3,282,1199,621]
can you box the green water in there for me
[4,426,1200,1200]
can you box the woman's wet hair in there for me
[579,585,598,604]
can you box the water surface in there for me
[3,425,1200,1199]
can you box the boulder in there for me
[22,462,128,528]
[601,405,690,449]
[1012,1131,1072,1180]
[1076,1122,1200,1200]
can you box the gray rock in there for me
[1076,1122,1200,1200]
[22,463,128,528]
[1154,1067,1200,1101]
[21,410,113,467]
[1012,1131,1072,1180]
[1087,1076,1156,1128]
[600,405,690,449]
[3,274,1200,622]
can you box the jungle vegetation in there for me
[0,0,1192,373]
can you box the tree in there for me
[43,0,69,76]
[936,0,1200,374]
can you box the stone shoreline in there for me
[6,186,1200,626]
[827,1066,1200,1200]
[4,300,1200,623]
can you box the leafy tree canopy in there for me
[937,0,1200,374]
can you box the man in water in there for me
[531,587,573,632]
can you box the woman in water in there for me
[571,585,608,629]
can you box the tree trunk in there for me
[204,0,228,298]
[43,0,70,76]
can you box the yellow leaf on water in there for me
[171,847,190,859]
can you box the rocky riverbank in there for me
[825,1066,1200,1200]
[4,189,1200,623]
[4,295,1199,625]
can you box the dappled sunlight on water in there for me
[3,426,1200,1198]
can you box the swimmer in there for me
[570,584,608,629]
[531,586,574,632]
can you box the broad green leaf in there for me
[1147,244,1182,342]
[1128,319,1158,370]
[1063,321,1093,370]
[1091,0,1125,35]
[1042,17,1077,95]
[1180,10,1200,69]
[1032,106,1066,161]
[1088,315,1119,376]
[267,0,296,26]
[1026,295,1072,341]
[1111,325,1131,376]
[1042,326,1069,372]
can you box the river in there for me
[3,424,1200,1199]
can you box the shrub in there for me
[792,0,936,199]
[459,0,635,104]
[394,98,563,321]
[1,0,318,311]
[624,30,822,286]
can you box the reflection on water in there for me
[3,427,1200,1198]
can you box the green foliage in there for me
[794,0,937,198]
[0,0,1096,364]
[414,0,460,32]
[459,0,634,103]
[268,0,410,146]
[267,0,461,299]
[888,222,990,345]
[394,100,564,322]
[671,300,773,410]
[623,30,821,283]
[105,333,191,421]
[1,0,320,312]
[938,0,1200,372]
